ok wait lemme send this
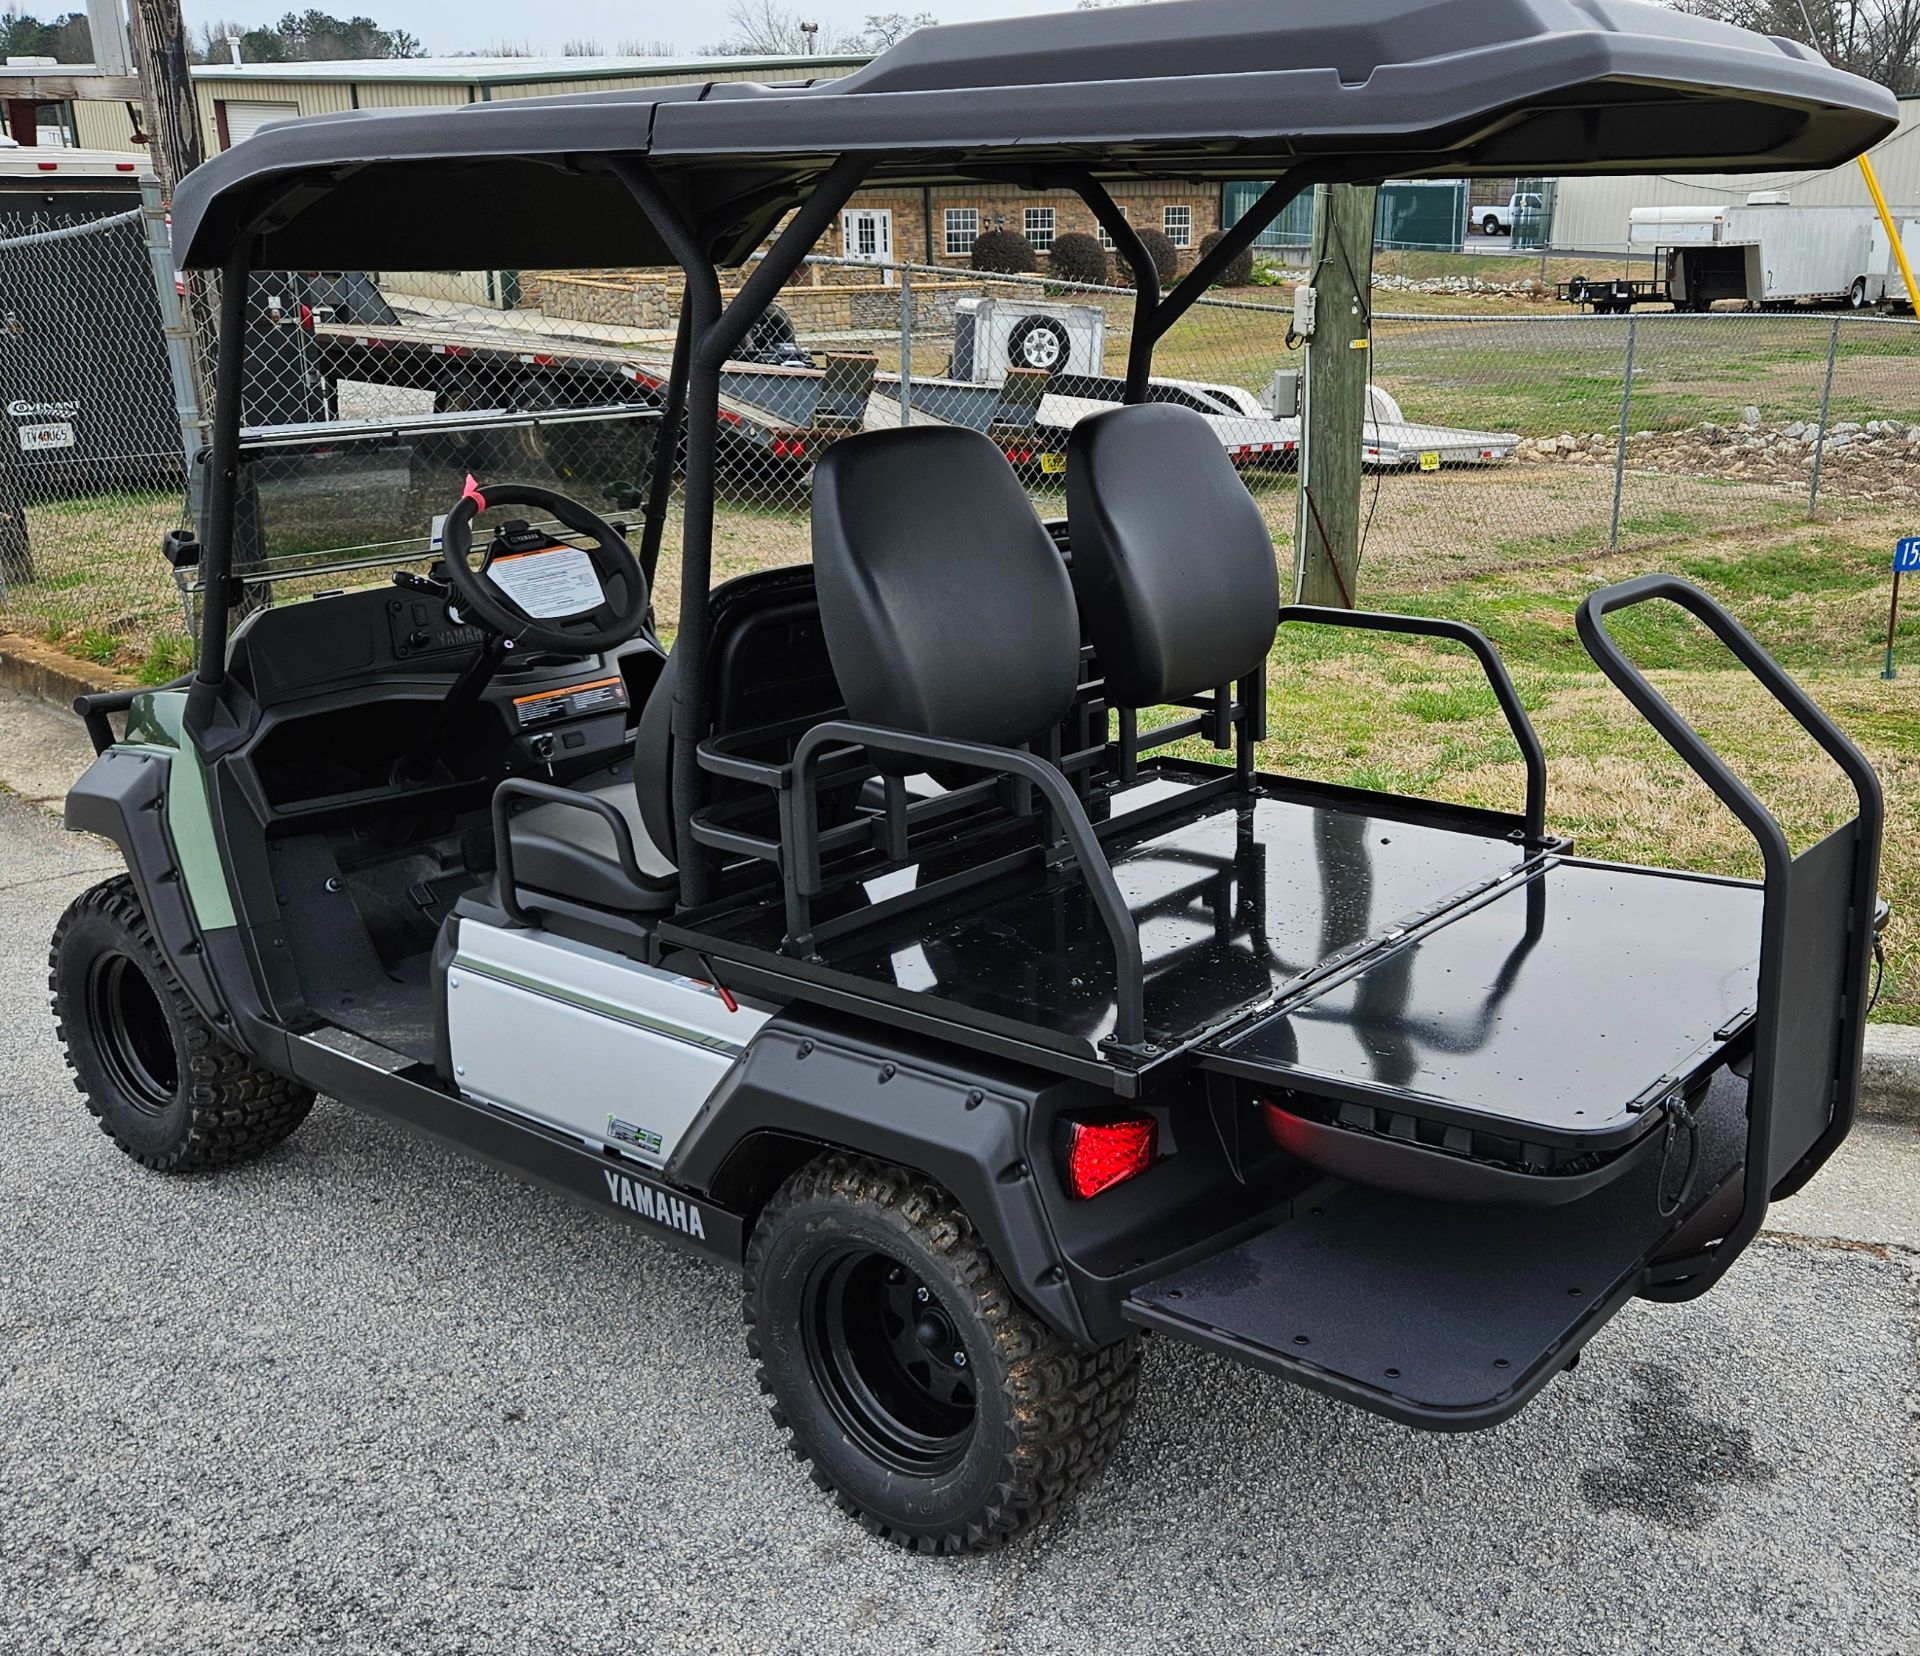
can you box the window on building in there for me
[1023,206,1056,253]
[1163,204,1193,247]
[1095,207,1129,251]
[944,207,979,257]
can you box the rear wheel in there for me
[1849,277,1870,309]
[50,877,314,1171]
[744,1154,1140,1553]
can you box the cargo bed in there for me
[676,765,1761,1163]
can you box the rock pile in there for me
[1513,414,1920,501]
[1372,273,1551,299]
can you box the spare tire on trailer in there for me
[1006,314,1072,375]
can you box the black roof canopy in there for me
[171,0,1899,271]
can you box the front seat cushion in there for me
[508,755,678,913]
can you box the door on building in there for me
[839,207,895,284]
[217,100,300,150]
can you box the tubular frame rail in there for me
[1277,605,1548,843]
[1575,575,1883,1299]
[786,720,1148,1053]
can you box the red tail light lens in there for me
[1062,1115,1157,1200]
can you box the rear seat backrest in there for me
[1065,403,1280,707]
[811,425,1080,752]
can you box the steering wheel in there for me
[440,480,648,655]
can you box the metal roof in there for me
[170,0,1901,272]
[186,55,868,85]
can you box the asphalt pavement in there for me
[1,752,1915,1653]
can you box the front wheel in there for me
[50,877,314,1171]
[744,1154,1140,1553]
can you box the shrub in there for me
[970,228,1038,275]
[1197,229,1255,288]
[1116,226,1181,288]
[1048,232,1111,287]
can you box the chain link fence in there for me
[0,186,196,679]
[2,239,1917,676]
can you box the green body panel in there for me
[117,690,239,932]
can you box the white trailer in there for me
[1630,193,1913,310]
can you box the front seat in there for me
[502,566,840,914]
[503,657,680,913]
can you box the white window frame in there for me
[1023,206,1056,253]
[1096,207,1129,251]
[1163,204,1193,248]
[944,207,979,257]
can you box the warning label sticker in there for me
[488,543,603,618]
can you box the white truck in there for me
[1477,190,1543,236]
[1632,192,1919,310]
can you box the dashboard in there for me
[224,585,663,812]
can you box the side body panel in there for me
[447,919,771,1168]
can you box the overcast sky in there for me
[184,0,1079,58]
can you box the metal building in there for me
[47,55,869,153]
[1551,92,1920,249]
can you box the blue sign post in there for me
[1889,538,1920,679]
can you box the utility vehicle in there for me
[52,0,1894,1554]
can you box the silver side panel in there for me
[446,920,772,1169]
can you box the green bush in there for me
[1117,227,1181,288]
[1197,229,1255,288]
[970,229,1038,275]
[1048,232,1111,287]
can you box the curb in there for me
[0,629,136,709]
[1860,1025,1920,1127]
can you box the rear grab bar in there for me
[1277,605,1547,842]
[1575,574,1883,1297]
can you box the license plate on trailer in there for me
[1418,450,1441,472]
[16,421,74,452]
[1039,452,1067,474]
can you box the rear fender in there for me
[668,1010,1098,1345]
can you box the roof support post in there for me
[1151,166,1336,331]
[637,285,692,594]
[186,243,253,724]
[1056,165,1337,404]
[614,152,871,908]
[1059,173,1159,403]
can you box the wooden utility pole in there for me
[1296,182,1377,608]
[126,0,217,491]
[126,0,204,200]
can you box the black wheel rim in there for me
[802,1249,977,1477]
[86,953,178,1115]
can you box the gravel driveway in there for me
[1,786,1915,1655]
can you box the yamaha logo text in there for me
[603,1169,706,1240]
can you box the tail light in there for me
[1060,1114,1157,1200]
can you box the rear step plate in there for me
[1125,1071,1744,1430]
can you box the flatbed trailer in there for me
[1556,272,1669,313]
[308,305,1514,478]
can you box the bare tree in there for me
[703,0,937,56]
[1672,0,1918,93]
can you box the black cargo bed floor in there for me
[1125,1070,1745,1429]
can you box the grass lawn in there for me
[1227,506,1920,1024]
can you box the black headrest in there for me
[812,426,1079,751]
[1066,404,1279,707]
